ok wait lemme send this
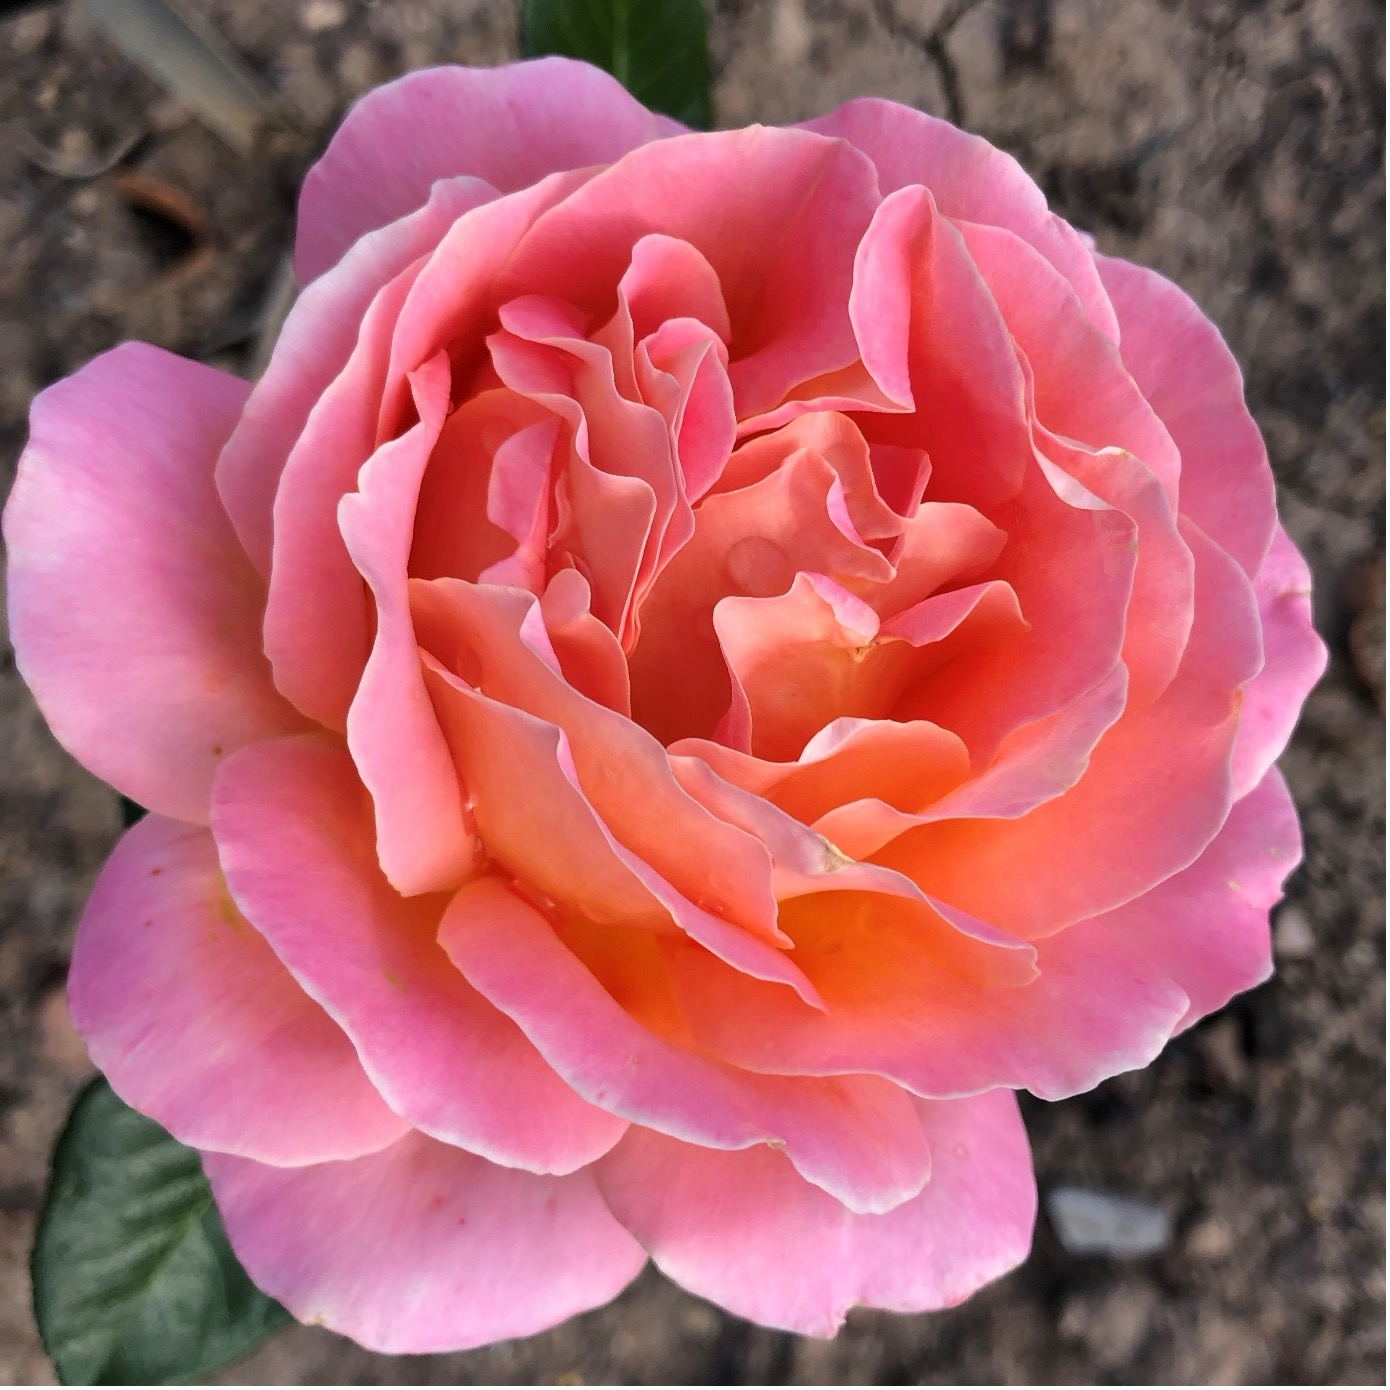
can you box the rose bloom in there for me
[6,60,1324,1350]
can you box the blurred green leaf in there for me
[118,796,146,827]
[32,1078,288,1385]
[74,0,279,155]
[520,0,713,129]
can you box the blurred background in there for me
[0,0,1383,1383]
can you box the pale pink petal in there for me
[1096,253,1277,578]
[3,344,304,824]
[540,569,632,715]
[410,387,557,583]
[211,735,627,1174]
[339,354,477,896]
[296,58,683,285]
[379,169,594,435]
[219,177,494,575]
[69,815,407,1165]
[806,97,1119,341]
[619,233,731,343]
[959,223,1180,498]
[596,1091,1035,1336]
[205,1133,646,1354]
[1230,527,1327,798]
[269,175,594,711]
[438,878,931,1215]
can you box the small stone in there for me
[1187,1215,1236,1260]
[1047,1186,1172,1257]
[300,0,346,33]
[771,0,813,66]
[1199,1016,1248,1088]
[1273,903,1316,959]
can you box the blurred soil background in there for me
[0,0,1384,1383]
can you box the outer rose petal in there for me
[219,176,495,575]
[807,98,1119,342]
[3,344,304,824]
[1095,252,1276,579]
[295,57,683,285]
[596,1091,1034,1336]
[205,1134,646,1355]
[212,735,628,1175]
[68,815,408,1165]
[1085,765,1303,1034]
[1230,527,1327,798]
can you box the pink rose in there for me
[5,59,1324,1348]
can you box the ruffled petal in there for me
[218,177,494,574]
[501,127,882,419]
[439,877,932,1216]
[211,734,627,1174]
[339,354,477,895]
[806,98,1119,341]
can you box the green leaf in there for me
[520,0,713,129]
[118,796,146,827]
[31,1078,289,1385]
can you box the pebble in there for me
[1046,1186,1172,1257]
[1274,903,1316,959]
[300,0,346,33]
[1186,1215,1236,1260]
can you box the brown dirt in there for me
[0,0,1383,1383]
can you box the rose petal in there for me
[218,177,494,575]
[596,1090,1035,1336]
[296,58,682,285]
[500,127,882,419]
[1229,526,1326,798]
[1093,765,1302,1034]
[69,815,407,1165]
[807,98,1119,341]
[1095,253,1277,578]
[3,344,303,823]
[340,354,477,896]
[438,876,932,1215]
[885,520,1262,936]
[205,1133,646,1354]
[211,734,627,1174]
